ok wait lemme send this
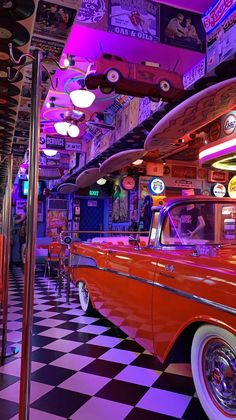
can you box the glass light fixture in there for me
[43,149,58,157]
[69,90,96,108]
[97,178,107,185]
[67,124,80,138]
[54,121,70,135]
[132,159,143,166]
[64,54,75,67]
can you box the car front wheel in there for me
[159,79,171,92]
[191,325,236,420]
[106,68,120,84]
[100,84,114,94]
[78,281,94,313]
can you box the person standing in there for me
[178,203,205,238]
[14,205,27,264]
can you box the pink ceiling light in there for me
[69,89,96,108]
[54,121,70,135]
[54,121,80,138]
[67,124,80,138]
[43,150,58,157]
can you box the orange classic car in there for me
[85,53,184,102]
[69,196,236,420]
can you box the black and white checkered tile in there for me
[0,266,209,419]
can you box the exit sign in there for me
[89,190,99,197]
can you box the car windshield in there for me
[157,201,236,246]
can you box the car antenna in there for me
[99,41,104,55]
[173,58,180,72]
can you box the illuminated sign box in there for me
[89,190,99,197]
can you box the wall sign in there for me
[174,179,194,188]
[88,200,98,207]
[183,58,206,89]
[160,4,206,52]
[212,183,226,197]
[202,0,235,33]
[201,189,211,196]
[46,136,65,150]
[223,113,236,135]
[89,190,100,196]
[228,175,236,198]
[108,0,159,41]
[206,7,236,72]
[77,0,106,24]
[172,165,197,179]
[208,170,228,183]
[148,178,165,195]
[65,142,82,152]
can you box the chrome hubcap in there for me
[203,339,236,415]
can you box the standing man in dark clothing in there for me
[179,204,205,238]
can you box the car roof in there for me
[152,196,236,211]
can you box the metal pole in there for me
[1,193,6,306]
[19,48,42,420]
[0,194,6,308]
[1,155,18,358]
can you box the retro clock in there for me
[121,176,136,190]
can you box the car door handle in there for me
[165,264,174,272]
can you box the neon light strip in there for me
[213,161,236,171]
[199,138,236,162]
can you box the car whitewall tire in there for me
[159,79,171,92]
[78,281,93,313]
[106,68,120,84]
[191,325,236,420]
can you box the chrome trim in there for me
[203,339,236,414]
[75,263,236,316]
[70,254,97,268]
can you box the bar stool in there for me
[44,241,61,278]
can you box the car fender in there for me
[160,314,236,364]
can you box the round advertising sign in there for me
[148,178,165,195]
[228,175,236,198]
[223,114,236,136]
[212,183,226,198]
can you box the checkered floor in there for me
[0,266,209,419]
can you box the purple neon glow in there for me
[199,138,236,163]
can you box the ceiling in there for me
[0,0,230,190]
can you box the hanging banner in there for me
[159,4,206,52]
[108,0,160,41]
[206,7,236,72]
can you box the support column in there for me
[19,48,42,420]
[1,155,18,358]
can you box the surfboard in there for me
[145,77,236,154]
[100,149,144,174]
[57,183,78,194]
[76,167,103,188]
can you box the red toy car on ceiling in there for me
[85,53,184,102]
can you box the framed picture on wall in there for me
[112,182,129,223]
